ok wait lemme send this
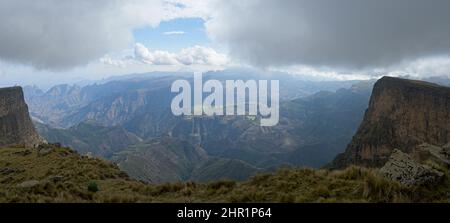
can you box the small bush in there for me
[207,180,236,191]
[87,181,99,193]
[152,183,185,195]
[278,193,296,203]
[312,185,331,198]
[249,173,272,186]
[229,190,267,202]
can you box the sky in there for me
[133,18,212,52]
[1,0,450,88]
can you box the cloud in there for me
[0,0,208,70]
[177,45,229,66]
[205,0,450,69]
[163,31,186,35]
[4,0,450,78]
[102,43,229,67]
[384,57,450,79]
[134,43,179,65]
[270,55,450,82]
[99,55,129,68]
[272,66,373,81]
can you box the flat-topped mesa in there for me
[0,86,42,148]
[329,76,450,169]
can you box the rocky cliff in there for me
[0,87,42,148]
[329,76,450,168]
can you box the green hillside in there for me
[36,121,142,158]
[112,138,261,183]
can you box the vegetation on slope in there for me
[35,121,142,158]
[1,145,449,203]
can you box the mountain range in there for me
[25,70,370,182]
[22,70,450,183]
[1,74,450,202]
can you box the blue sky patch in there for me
[133,18,211,52]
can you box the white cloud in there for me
[275,56,450,81]
[128,43,229,66]
[99,55,128,68]
[177,46,229,66]
[272,66,374,81]
[163,31,186,35]
[384,57,450,79]
[134,43,178,65]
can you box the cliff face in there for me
[0,87,42,148]
[329,77,450,168]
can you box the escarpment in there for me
[0,86,42,148]
[329,77,450,168]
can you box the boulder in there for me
[37,144,57,156]
[380,149,444,186]
[17,180,40,188]
[38,148,53,156]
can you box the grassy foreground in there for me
[0,145,449,203]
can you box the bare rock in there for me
[38,148,53,156]
[380,149,444,186]
[0,87,43,148]
[414,143,450,168]
[37,144,58,156]
[17,180,40,188]
[330,77,450,169]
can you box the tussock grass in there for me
[1,145,449,203]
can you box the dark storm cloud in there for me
[0,0,134,70]
[206,0,450,68]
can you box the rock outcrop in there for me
[0,86,42,148]
[413,143,450,168]
[329,77,450,168]
[379,149,443,186]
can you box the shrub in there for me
[229,190,267,202]
[151,183,185,196]
[207,180,236,191]
[278,193,296,203]
[87,181,99,193]
[312,185,331,198]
